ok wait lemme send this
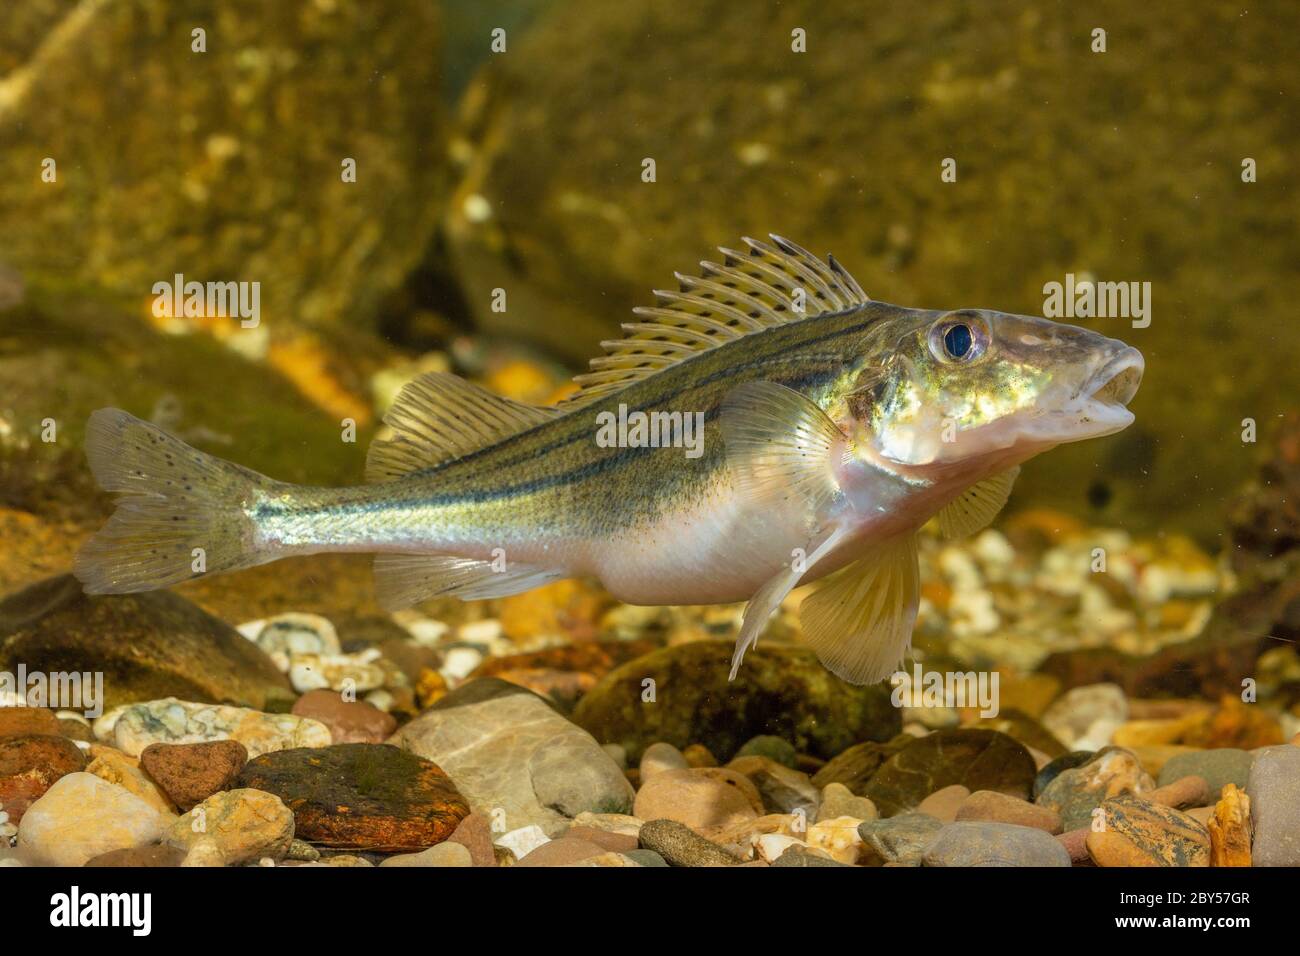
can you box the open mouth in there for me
[1086,347,1144,407]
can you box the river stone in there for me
[773,846,852,867]
[1093,795,1210,867]
[638,741,689,779]
[735,735,798,768]
[0,1,445,341]
[1033,751,1096,799]
[1156,748,1252,801]
[1247,744,1300,867]
[817,783,878,824]
[236,744,469,852]
[956,789,1061,834]
[379,842,474,868]
[110,698,331,758]
[1041,683,1128,751]
[923,821,1071,867]
[85,748,177,816]
[637,819,741,867]
[244,613,341,660]
[0,575,292,711]
[0,733,87,823]
[139,740,248,811]
[858,812,944,866]
[291,689,397,744]
[1036,747,1155,831]
[388,679,633,836]
[18,772,165,867]
[165,788,295,864]
[861,729,1037,817]
[633,768,759,834]
[571,641,899,763]
[0,707,61,738]
[726,755,820,816]
[811,738,910,794]
[84,844,187,867]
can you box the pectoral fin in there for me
[729,525,849,681]
[797,533,920,685]
[936,467,1019,539]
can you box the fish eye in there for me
[944,324,973,359]
[928,314,988,364]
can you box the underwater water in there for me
[0,0,1298,898]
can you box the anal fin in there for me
[373,553,563,611]
[797,533,920,686]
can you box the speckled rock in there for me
[1091,795,1210,867]
[388,679,633,837]
[139,740,248,811]
[1041,683,1128,751]
[19,772,166,867]
[1036,747,1154,831]
[0,733,87,824]
[858,812,945,866]
[1247,744,1300,866]
[236,744,469,852]
[1157,748,1252,801]
[290,689,397,745]
[287,653,387,695]
[572,641,899,763]
[165,788,295,864]
[0,575,292,711]
[1208,783,1252,867]
[923,821,1071,867]
[637,818,741,867]
[108,698,330,759]
[243,613,341,660]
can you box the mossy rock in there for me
[570,640,900,763]
[0,574,293,712]
[446,0,1299,540]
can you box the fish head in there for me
[852,308,1143,472]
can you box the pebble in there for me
[165,788,295,864]
[1208,783,1252,867]
[86,748,177,816]
[806,816,865,864]
[1041,683,1127,751]
[1036,747,1154,831]
[1246,744,1300,866]
[633,768,759,833]
[601,743,628,770]
[682,743,718,768]
[772,846,851,867]
[0,707,62,738]
[84,844,186,867]
[816,783,878,824]
[569,811,644,839]
[1156,748,1252,802]
[623,849,668,867]
[726,755,820,816]
[564,824,639,854]
[139,740,247,811]
[291,689,397,744]
[517,836,607,867]
[923,821,1072,866]
[287,653,386,694]
[857,812,944,866]
[1091,795,1209,866]
[639,741,689,779]
[447,812,497,866]
[18,773,166,867]
[380,842,474,867]
[638,819,741,867]
[242,612,341,658]
[915,784,970,822]
[1086,830,1159,867]
[109,698,330,758]
[180,838,227,867]
[495,824,550,861]
[1056,827,1090,864]
[756,833,805,862]
[956,790,1062,833]
[0,733,87,823]
[1144,774,1209,810]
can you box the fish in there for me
[74,235,1144,685]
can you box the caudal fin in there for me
[74,408,271,594]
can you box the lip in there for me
[1084,346,1144,407]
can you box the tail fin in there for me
[74,408,271,594]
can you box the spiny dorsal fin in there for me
[560,234,870,408]
[366,372,560,481]
[937,467,1020,539]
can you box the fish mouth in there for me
[1084,346,1144,407]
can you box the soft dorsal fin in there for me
[366,372,560,481]
[560,235,870,408]
[936,467,1020,539]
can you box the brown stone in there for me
[86,749,176,816]
[140,740,248,811]
[1145,774,1210,810]
[1057,828,1091,864]
[446,812,496,867]
[682,743,718,768]
[633,768,760,834]
[956,789,1062,833]
[0,733,86,823]
[1095,795,1210,867]
[915,785,970,822]
[1182,696,1284,750]
[291,689,396,744]
[0,707,60,738]
[1087,830,1161,867]
[565,824,640,854]
[84,844,187,867]
[1207,783,1251,867]
[517,837,607,867]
